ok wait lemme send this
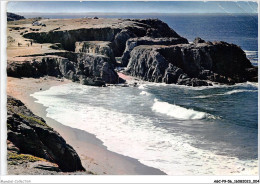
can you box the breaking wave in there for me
[152,99,208,120]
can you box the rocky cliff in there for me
[124,38,257,86]
[22,18,181,56]
[7,18,257,86]
[8,18,182,86]
[75,41,116,63]
[7,96,85,172]
[7,53,119,86]
[121,37,189,67]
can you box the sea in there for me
[30,14,258,175]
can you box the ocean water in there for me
[31,82,258,175]
[30,14,258,175]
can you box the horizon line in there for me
[9,12,258,15]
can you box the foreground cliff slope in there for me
[7,96,86,174]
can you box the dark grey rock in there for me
[163,64,184,84]
[75,41,116,64]
[23,18,182,56]
[121,37,189,66]
[7,96,85,172]
[193,37,206,44]
[80,77,106,86]
[7,54,119,85]
[76,53,119,84]
[125,41,257,86]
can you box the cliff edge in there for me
[7,17,257,87]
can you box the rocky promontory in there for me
[124,38,257,86]
[7,96,86,173]
[7,12,25,21]
[7,16,257,87]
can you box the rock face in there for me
[76,53,119,84]
[7,56,71,78]
[121,37,189,66]
[75,41,116,64]
[125,40,257,86]
[8,18,258,86]
[7,96,85,172]
[7,12,25,21]
[7,54,119,86]
[23,19,182,56]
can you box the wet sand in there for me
[7,76,166,175]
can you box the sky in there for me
[7,1,258,14]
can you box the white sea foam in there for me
[138,84,146,89]
[231,81,258,89]
[151,99,207,120]
[243,81,258,88]
[244,50,258,65]
[224,89,257,95]
[137,80,258,91]
[191,94,216,99]
[244,50,258,55]
[140,91,151,96]
[192,89,257,99]
[31,83,258,175]
[211,82,258,90]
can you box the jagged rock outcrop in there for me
[23,19,182,56]
[7,54,119,86]
[75,41,116,64]
[131,19,181,38]
[8,17,257,86]
[121,37,189,66]
[125,40,257,86]
[7,56,73,78]
[7,12,25,21]
[76,53,119,84]
[7,96,85,172]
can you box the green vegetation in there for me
[17,113,48,127]
[8,152,46,163]
[8,99,19,106]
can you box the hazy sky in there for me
[7,1,258,14]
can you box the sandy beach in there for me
[7,76,165,175]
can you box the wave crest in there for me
[152,99,207,120]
